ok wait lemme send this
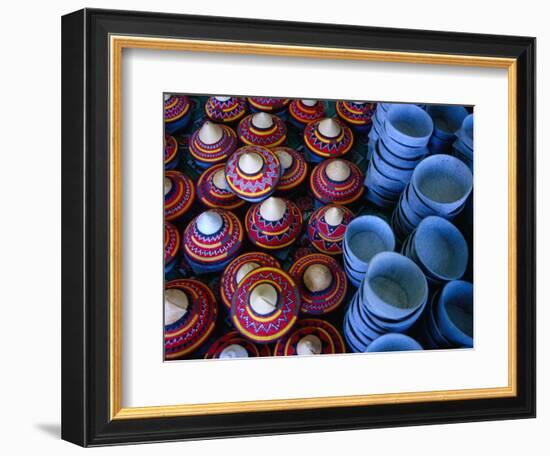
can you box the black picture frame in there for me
[62,8,536,447]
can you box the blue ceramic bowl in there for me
[372,143,414,184]
[379,136,426,168]
[412,216,468,282]
[380,132,429,160]
[426,105,468,141]
[436,280,473,347]
[411,154,473,215]
[366,333,423,352]
[344,215,396,269]
[385,104,434,147]
[363,252,428,321]
[428,133,452,155]
[456,113,474,150]
[366,156,408,191]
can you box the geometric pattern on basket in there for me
[273,318,346,356]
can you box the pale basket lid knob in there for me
[260,197,286,222]
[219,344,249,359]
[164,176,173,196]
[249,283,278,315]
[238,152,264,175]
[164,288,189,325]
[275,148,293,170]
[251,112,274,129]
[236,262,260,284]
[324,206,344,226]
[301,99,317,107]
[297,334,322,355]
[325,159,351,182]
[318,118,342,138]
[196,210,223,235]
[215,96,231,102]
[303,263,333,293]
[212,169,228,190]
[198,121,223,144]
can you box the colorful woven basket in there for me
[307,204,354,255]
[231,267,300,343]
[164,133,180,169]
[303,117,354,162]
[272,147,308,192]
[289,253,348,315]
[237,113,287,148]
[336,101,376,131]
[196,163,245,210]
[204,96,247,124]
[164,170,195,221]
[220,252,281,310]
[188,121,237,168]
[164,94,192,134]
[247,97,290,113]
[204,331,271,359]
[164,221,180,273]
[310,159,365,205]
[245,198,303,250]
[164,279,218,359]
[273,318,346,356]
[224,145,282,202]
[289,99,326,127]
[183,209,244,272]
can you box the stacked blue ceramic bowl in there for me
[342,215,395,288]
[452,113,474,170]
[392,154,473,240]
[364,104,433,208]
[426,105,468,155]
[401,216,468,286]
[420,280,473,349]
[343,251,426,352]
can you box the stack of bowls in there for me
[365,333,422,352]
[342,215,395,287]
[364,104,433,208]
[343,252,427,352]
[426,105,468,155]
[401,216,468,286]
[452,114,474,170]
[420,280,473,349]
[182,209,244,274]
[392,154,473,240]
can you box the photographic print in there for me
[163,95,474,361]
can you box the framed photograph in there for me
[61,8,536,447]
